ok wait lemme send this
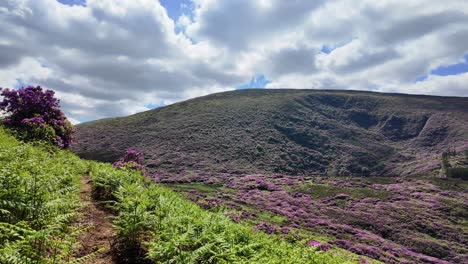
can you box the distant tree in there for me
[446,167,468,180]
[441,149,457,174]
[0,86,74,148]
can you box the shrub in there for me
[446,167,468,180]
[0,86,74,148]
[113,149,146,175]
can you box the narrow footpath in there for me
[72,176,116,263]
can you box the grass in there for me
[294,182,392,201]
[413,175,468,192]
[170,183,230,195]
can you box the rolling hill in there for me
[72,89,468,176]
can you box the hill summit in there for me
[72,89,468,176]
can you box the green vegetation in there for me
[0,127,357,263]
[295,182,391,201]
[441,149,468,180]
[0,128,88,263]
[89,163,356,263]
[446,167,468,180]
[171,183,232,195]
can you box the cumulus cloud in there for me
[0,0,244,121]
[0,0,467,122]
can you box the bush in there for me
[0,86,74,148]
[446,167,468,180]
[113,149,146,175]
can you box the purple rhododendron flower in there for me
[255,222,277,235]
[113,149,146,175]
[308,240,321,247]
[0,86,74,148]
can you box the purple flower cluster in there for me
[113,149,146,174]
[0,86,74,148]
[224,211,251,223]
[308,240,330,252]
[255,221,277,234]
[151,169,468,264]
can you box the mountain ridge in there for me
[72,89,468,176]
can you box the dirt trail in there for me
[73,176,116,263]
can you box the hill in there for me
[72,89,468,176]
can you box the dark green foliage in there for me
[442,148,457,162]
[441,149,468,179]
[446,167,468,180]
[441,152,451,171]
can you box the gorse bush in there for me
[0,86,74,148]
[0,127,87,263]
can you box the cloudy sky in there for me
[1,0,467,123]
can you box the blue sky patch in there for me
[321,38,355,54]
[416,54,468,82]
[415,75,427,82]
[236,74,271,90]
[160,0,195,33]
[14,79,29,89]
[160,0,194,21]
[145,101,166,110]
[430,54,468,76]
[57,0,86,6]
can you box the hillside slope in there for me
[0,127,358,263]
[73,89,468,176]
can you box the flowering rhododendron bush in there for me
[0,86,74,148]
[113,149,146,175]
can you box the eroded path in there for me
[72,176,116,263]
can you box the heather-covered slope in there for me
[73,89,468,176]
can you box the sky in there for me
[0,0,467,123]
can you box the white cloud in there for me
[0,0,467,122]
[0,57,52,87]
[177,14,191,29]
[385,72,468,97]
